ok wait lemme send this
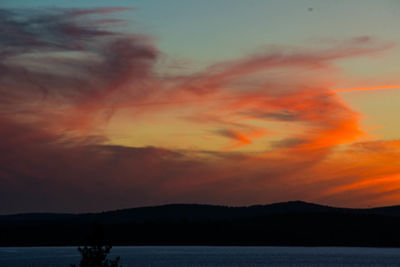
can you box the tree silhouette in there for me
[71,223,122,267]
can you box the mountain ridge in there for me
[2,200,400,247]
[2,200,400,220]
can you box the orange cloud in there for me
[1,7,400,213]
[216,128,269,150]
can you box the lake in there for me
[1,246,400,266]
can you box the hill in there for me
[2,201,400,246]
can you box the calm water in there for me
[1,246,400,267]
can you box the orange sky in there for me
[1,6,400,213]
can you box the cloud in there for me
[0,7,399,213]
[334,84,400,93]
[242,110,300,121]
[214,127,269,149]
[216,129,252,146]
[0,7,159,132]
[308,140,400,207]
[270,137,309,149]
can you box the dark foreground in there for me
[2,246,400,267]
[2,201,400,246]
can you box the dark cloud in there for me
[242,110,300,121]
[270,137,309,149]
[0,7,159,131]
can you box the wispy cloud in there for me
[334,85,400,93]
[0,8,399,213]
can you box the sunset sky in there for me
[1,0,400,214]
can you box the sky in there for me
[1,0,400,214]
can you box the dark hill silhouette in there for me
[2,201,400,247]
